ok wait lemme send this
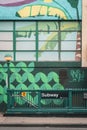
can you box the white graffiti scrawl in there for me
[70,69,84,82]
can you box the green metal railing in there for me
[6,89,87,114]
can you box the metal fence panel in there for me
[6,89,87,114]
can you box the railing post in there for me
[68,89,72,110]
[11,90,15,108]
[38,90,41,109]
[7,89,10,109]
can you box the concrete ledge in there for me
[0,114,87,127]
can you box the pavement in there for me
[0,113,87,127]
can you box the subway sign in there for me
[41,91,68,99]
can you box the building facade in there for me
[0,0,87,113]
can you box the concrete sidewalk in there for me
[0,113,87,127]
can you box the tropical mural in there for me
[0,61,87,111]
[0,0,82,112]
[0,0,82,20]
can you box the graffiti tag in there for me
[70,70,84,82]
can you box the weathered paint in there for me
[0,0,84,113]
[0,61,87,111]
[0,0,82,20]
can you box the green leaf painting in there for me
[16,84,28,90]
[67,0,79,19]
[16,62,27,72]
[10,73,22,83]
[9,63,15,72]
[67,0,79,8]
[22,72,28,83]
[27,62,35,72]
[0,85,3,94]
[48,72,59,83]
[0,61,64,105]
[38,72,48,83]
[28,73,35,83]
[0,86,7,103]
[3,95,7,104]
[53,83,64,90]
[28,83,39,90]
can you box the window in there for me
[15,22,36,61]
[0,21,13,60]
[60,21,81,61]
[0,21,81,62]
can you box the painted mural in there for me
[0,0,82,20]
[0,0,82,112]
[0,61,87,111]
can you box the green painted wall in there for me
[0,61,87,111]
[0,0,82,112]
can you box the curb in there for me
[0,123,87,127]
